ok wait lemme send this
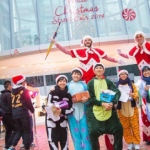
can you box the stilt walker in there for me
[138,66,150,144]
[118,31,150,145]
[118,31,150,71]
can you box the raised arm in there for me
[104,55,125,65]
[117,49,129,58]
[94,48,125,64]
[51,38,71,55]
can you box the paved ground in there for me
[0,124,150,150]
[0,107,150,150]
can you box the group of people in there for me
[0,75,35,150]
[45,31,150,150]
[46,63,150,150]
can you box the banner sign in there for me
[52,0,104,24]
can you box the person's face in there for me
[119,72,128,80]
[72,72,82,82]
[135,34,144,45]
[94,66,104,76]
[22,80,27,87]
[57,78,67,90]
[8,84,12,91]
[143,69,150,78]
[84,38,92,48]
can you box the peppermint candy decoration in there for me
[122,8,136,21]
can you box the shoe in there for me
[3,146,9,150]
[3,148,8,150]
[146,141,150,145]
[20,144,25,150]
[30,143,36,147]
[134,144,140,149]
[127,143,133,150]
[20,146,25,150]
[8,147,15,150]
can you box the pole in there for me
[0,120,1,139]
[32,112,37,137]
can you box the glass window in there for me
[0,0,11,51]
[139,4,150,33]
[121,0,150,34]
[148,0,150,11]
[13,0,38,47]
[38,0,69,44]
[1,0,150,51]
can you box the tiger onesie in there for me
[117,70,140,150]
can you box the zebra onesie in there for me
[46,85,74,150]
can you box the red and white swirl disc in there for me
[122,8,136,21]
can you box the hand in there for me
[102,102,113,111]
[81,96,88,103]
[117,49,121,55]
[129,92,134,97]
[50,86,55,92]
[56,108,61,116]
[118,59,125,65]
[145,85,150,91]
[52,106,61,116]
[114,104,117,109]
[50,38,57,44]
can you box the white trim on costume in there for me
[72,49,89,61]
[80,58,98,72]
[16,77,26,84]
[127,53,134,58]
[71,68,83,77]
[128,49,139,58]
[142,41,150,55]
[118,70,128,76]
[55,75,68,83]
[73,48,106,61]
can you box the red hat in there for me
[118,70,128,76]
[81,35,93,47]
[134,31,146,42]
[93,63,105,71]
[55,75,68,84]
[71,68,83,77]
[12,74,26,85]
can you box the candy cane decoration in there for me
[122,8,136,21]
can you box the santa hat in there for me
[134,31,146,42]
[55,75,68,84]
[118,69,128,76]
[93,63,105,71]
[71,68,83,77]
[12,74,26,85]
[81,35,93,47]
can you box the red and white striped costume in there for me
[141,97,150,142]
[118,31,150,145]
[128,41,150,70]
[70,48,106,83]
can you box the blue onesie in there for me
[67,81,91,150]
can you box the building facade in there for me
[0,0,150,52]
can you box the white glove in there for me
[117,49,121,55]
[118,59,125,65]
